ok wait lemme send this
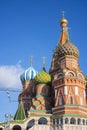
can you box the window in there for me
[60,118,63,124]
[67,72,74,77]
[86,120,87,125]
[57,118,63,124]
[70,118,76,124]
[77,118,81,125]
[27,119,35,129]
[65,118,69,124]
[57,118,59,124]
[83,119,85,125]
[38,117,47,124]
[53,119,55,124]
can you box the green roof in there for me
[14,101,26,121]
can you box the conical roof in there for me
[14,101,26,121]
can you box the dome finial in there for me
[42,56,46,71]
[62,11,65,18]
[30,56,33,66]
[60,11,68,26]
[59,12,69,45]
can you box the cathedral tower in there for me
[50,15,87,129]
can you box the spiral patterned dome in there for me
[20,66,38,82]
[34,68,51,85]
[57,40,79,58]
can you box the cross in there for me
[62,11,65,18]
[42,56,46,68]
[30,56,33,66]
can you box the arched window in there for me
[70,118,76,124]
[38,117,47,124]
[57,118,59,124]
[77,73,84,79]
[26,119,35,129]
[67,72,75,77]
[13,125,21,130]
[77,118,81,125]
[60,118,63,124]
[53,119,55,124]
[57,118,63,124]
[65,118,69,124]
[83,119,85,125]
[57,73,64,79]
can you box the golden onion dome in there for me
[60,18,68,25]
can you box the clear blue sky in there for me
[0,0,87,122]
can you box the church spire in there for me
[14,100,26,121]
[59,12,69,45]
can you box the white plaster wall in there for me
[29,125,53,130]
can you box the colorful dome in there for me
[20,66,38,82]
[34,68,51,84]
[57,40,79,58]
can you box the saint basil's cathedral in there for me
[0,15,87,130]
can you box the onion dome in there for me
[60,17,68,25]
[34,67,51,85]
[57,40,79,58]
[20,66,38,82]
[57,15,79,58]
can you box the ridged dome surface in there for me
[20,66,38,82]
[34,69,51,84]
[57,40,79,58]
